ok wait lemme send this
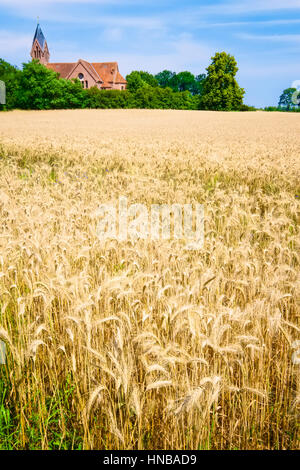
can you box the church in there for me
[30,23,127,91]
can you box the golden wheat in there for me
[0,109,299,449]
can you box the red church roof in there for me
[46,60,127,89]
[46,63,75,78]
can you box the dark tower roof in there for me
[32,24,46,50]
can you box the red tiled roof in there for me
[46,60,127,88]
[92,62,127,88]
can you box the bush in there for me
[239,104,257,111]
[87,88,133,109]
[264,106,300,113]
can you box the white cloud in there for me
[0,0,126,4]
[239,61,300,78]
[178,0,300,26]
[107,36,214,76]
[0,30,32,55]
[238,33,300,43]
[0,0,299,10]
[200,19,300,28]
[102,27,123,42]
[199,0,300,14]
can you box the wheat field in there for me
[0,109,299,450]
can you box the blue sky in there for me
[0,0,300,107]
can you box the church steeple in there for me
[30,23,50,65]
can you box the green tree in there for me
[132,86,196,110]
[87,88,133,109]
[175,71,196,92]
[126,71,149,92]
[155,70,176,88]
[278,88,299,110]
[192,74,206,95]
[200,52,245,110]
[16,60,87,110]
[139,71,158,87]
[0,59,21,110]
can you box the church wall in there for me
[67,63,100,89]
[113,83,127,91]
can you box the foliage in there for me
[126,71,148,92]
[264,106,300,113]
[155,70,176,88]
[0,59,21,110]
[278,88,300,110]
[87,87,133,108]
[138,71,159,88]
[200,52,245,110]
[155,70,206,95]
[239,104,257,111]
[17,60,88,110]
[0,54,253,112]
[87,85,198,110]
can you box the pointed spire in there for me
[32,22,46,50]
[31,21,50,64]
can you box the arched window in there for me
[78,73,84,88]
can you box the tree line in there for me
[0,52,254,112]
[263,87,300,112]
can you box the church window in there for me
[78,73,85,88]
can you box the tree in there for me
[87,88,132,109]
[192,74,206,95]
[156,70,206,95]
[139,71,158,87]
[16,60,87,110]
[175,71,196,92]
[126,71,150,92]
[126,71,158,91]
[200,52,245,110]
[155,70,176,88]
[0,59,21,110]
[278,88,299,110]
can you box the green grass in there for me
[0,368,83,450]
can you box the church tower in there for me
[30,23,50,65]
